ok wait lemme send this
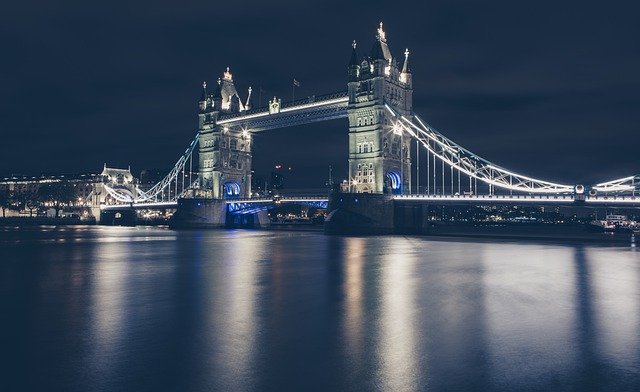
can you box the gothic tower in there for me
[347,23,413,194]
[198,68,252,199]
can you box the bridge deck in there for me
[100,193,640,211]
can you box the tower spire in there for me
[245,87,252,111]
[200,81,207,101]
[349,40,359,66]
[402,48,410,73]
[376,22,386,43]
[370,22,392,61]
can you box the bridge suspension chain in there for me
[134,133,200,202]
[385,105,576,195]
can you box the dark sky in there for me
[1,0,639,187]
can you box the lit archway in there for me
[223,182,241,198]
[385,172,402,194]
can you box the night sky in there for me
[1,1,639,187]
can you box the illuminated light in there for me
[393,194,575,203]
[392,122,402,135]
[384,104,396,116]
[485,164,572,189]
[595,175,637,186]
[377,22,386,42]
[242,129,250,139]
[386,172,401,191]
[279,96,347,113]
[352,179,358,185]
[217,96,348,125]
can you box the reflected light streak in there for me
[588,248,640,366]
[89,242,128,387]
[376,243,419,391]
[342,238,365,358]
[483,245,577,384]
[206,232,266,390]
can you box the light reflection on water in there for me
[1,226,639,391]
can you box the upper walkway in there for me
[217,92,348,132]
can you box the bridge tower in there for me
[198,68,252,199]
[347,23,413,194]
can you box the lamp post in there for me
[392,122,403,195]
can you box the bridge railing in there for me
[226,195,329,203]
[394,194,577,201]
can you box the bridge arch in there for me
[385,171,402,194]
[223,181,241,198]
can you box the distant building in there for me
[0,165,137,207]
[0,173,99,203]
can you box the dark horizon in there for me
[1,1,639,187]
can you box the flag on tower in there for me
[293,78,301,87]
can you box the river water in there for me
[1,226,639,391]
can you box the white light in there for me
[217,96,349,126]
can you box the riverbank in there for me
[0,216,96,226]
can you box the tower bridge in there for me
[97,23,640,231]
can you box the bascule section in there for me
[347,23,412,194]
[197,68,253,199]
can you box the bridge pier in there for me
[170,198,270,229]
[324,192,396,235]
[99,209,136,226]
[170,198,228,229]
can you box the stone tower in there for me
[347,23,413,194]
[198,68,252,199]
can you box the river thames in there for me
[1,226,639,391]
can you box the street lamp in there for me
[393,122,404,195]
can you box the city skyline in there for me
[1,0,639,187]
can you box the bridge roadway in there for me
[99,193,640,212]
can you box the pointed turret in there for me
[400,48,412,85]
[244,87,252,111]
[349,40,359,66]
[211,78,223,110]
[348,40,359,81]
[401,48,410,73]
[370,22,392,62]
[199,81,208,112]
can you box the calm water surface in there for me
[1,226,639,391]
